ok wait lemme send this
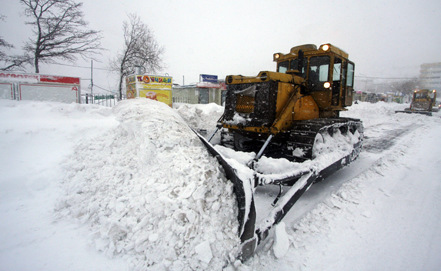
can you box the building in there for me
[419,62,441,91]
[172,82,226,105]
[0,72,81,103]
[172,74,226,105]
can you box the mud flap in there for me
[193,130,258,260]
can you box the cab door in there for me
[344,62,355,106]
[331,57,342,106]
[331,57,355,107]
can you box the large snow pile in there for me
[55,99,240,270]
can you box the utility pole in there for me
[90,60,94,103]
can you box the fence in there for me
[82,94,118,107]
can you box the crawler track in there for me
[222,118,364,164]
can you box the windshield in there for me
[290,58,307,77]
[309,56,330,85]
[277,61,289,73]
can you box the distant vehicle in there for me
[395,89,437,116]
[433,100,440,112]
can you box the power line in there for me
[50,62,113,71]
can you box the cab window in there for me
[278,61,289,73]
[309,56,330,84]
[346,63,354,87]
[290,58,307,77]
[333,58,342,81]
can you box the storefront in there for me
[126,74,173,107]
[0,72,80,103]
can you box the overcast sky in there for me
[1,0,441,93]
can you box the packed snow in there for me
[1,98,441,270]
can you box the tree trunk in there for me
[34,57,39,73]
[118,74,124,100]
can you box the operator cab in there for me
[274,43,355,108]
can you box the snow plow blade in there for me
[395,110,432,116]
[194,129,361,261]
[194,130,257,260]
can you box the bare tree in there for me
[389,78,419,95]
[110,13,164,100]
[0,14,13,65]
[0,15,30,71]
[0,36,15,71]
[19,0,102,73]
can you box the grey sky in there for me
[1,0,440,92]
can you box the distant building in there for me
[172,74,226,105]
[172,81,226,105]
[419,62,441,91]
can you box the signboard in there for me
[135,75,172,90]
[0,72,80,85]
[0,72,80,103]
[139,89,172,106]
[0,73,39,83]
[94,95,115,100]
[126,74,173,106]
[200,74,218,83]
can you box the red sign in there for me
[40,75,80,85]
[0,72,80,85]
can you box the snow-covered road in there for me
[1,99,440,270]
[243,103,441,270]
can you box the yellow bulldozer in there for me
[195,43,363,260]
[396,89,437,116]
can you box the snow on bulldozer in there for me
[194,43,363,261]
[395,89,437,116]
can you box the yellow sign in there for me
[139,89,172,107]
[126,74,173,106]
[136,75,172,90]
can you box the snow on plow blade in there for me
[395,110,432,116]
[194,130,360,261]
[193,131,257,260]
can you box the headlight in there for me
[323,82,331,88]
[321,44,330,52]
[273,53,281,61]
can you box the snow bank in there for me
[56,99,240,270]
[174,102,224,141]
[3,98,440,271]
[0,100,128,271]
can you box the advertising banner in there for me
[139,89,172,106]
[136,75,172,90]
[126,74,173,106]
[200,74,218,83]
[0,72,80,85]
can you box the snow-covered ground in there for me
[1,98,440,270]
